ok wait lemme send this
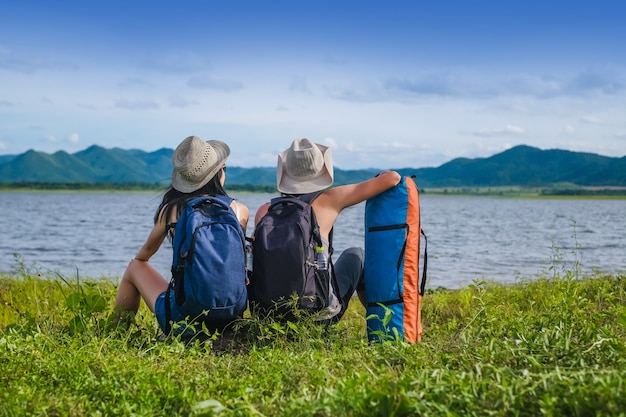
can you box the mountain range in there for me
[1,144,625,188]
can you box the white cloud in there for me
[580,115,602,124]
[138,52,213,74]
[0,140,6,150]
[391,141,412,149]
[323,137,338,149]
[344,142,366,153]
[327,141,414,160]
[564,125,575,134]
[168,95,197,108]
[68,133,79,144]
[0,47,48,74]
[187,75,243,91]
[326,83,384,103]
[385,73,456,97]
[117,78,153,89]
[474,125,525,137]
[76,102,96,110]
[326,68,626,105]
[503,74,563,98]
[566,69,625,95]
[114,98,159,110]
[289,75,311,94]
[46,135,58,143]
[229,151,277,168]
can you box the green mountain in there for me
[0,150,94,182]
[0,144,624,187]
[226,167,276,185]
[0,146,174,184]
[0,154,16,165]
[405,145,626,187]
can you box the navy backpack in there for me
[165,195,248,335]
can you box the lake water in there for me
[1,191,624,289]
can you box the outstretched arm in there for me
[322,170,401,212]
[313,170,401,236]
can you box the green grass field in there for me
[2,261,626,416]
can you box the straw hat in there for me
[171,136,230,193]
[276,138,334,194]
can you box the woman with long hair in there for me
[113,135,249,333]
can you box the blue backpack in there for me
[364,176,427,343]
[164,195,248,335]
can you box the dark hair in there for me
[154,169,227,233]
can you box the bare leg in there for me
[114,259,169,314]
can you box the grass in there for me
[2,260,626,416]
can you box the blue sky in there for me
[1,1,626,169]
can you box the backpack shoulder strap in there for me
[187,194,234,209]
[267,196,307,211]
[266,192,317,214]
[301,191,333,255]
[212,194,235,206]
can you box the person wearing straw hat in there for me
[253,138,400,323]
[113,135,249,333]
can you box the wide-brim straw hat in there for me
[171,135,230,193]
[276,138,334,194]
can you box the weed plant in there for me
[1,258,626,416]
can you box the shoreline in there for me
[2,184,626,198]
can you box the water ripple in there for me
[1,192,625,289]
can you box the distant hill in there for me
[1,144,624,188]
[406,145,626,187]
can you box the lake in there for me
[0,191,624,289]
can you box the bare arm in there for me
[323,170,401,210]
[232,200,250,231]
[133,211,168,262]
[313,170,401,237]
[254,202,270,227]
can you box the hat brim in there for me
[171,140,230,193]
[276,144,334,194]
